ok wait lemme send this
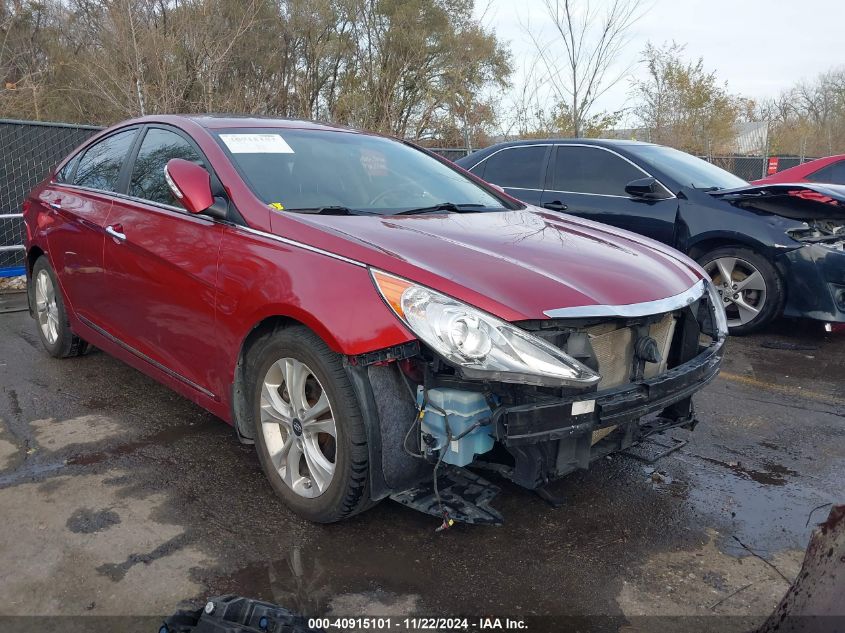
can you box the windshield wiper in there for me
[696,186,723,192]
[393,202,486,216]
[284,206,369,216]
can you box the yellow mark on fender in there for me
[719,371,845,406]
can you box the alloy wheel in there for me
[34,269,59,345]
[259,357,337,498]
[704,256,767,328]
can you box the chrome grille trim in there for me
[543,280,706,319]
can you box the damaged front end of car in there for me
[344,271,727,526]
[713,182,845,325]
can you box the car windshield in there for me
[215,128,510,215]
[627,144,748,191]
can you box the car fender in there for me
[678,197,803,260]
[216,225,413,395]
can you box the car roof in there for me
[126,113,362,134]
[453,138,656,167]
[187,114,360,133]
[481,138,655,149]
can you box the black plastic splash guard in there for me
[390,465,504,526]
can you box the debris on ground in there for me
[0,275,26,292]
[643,466,673,485]
[760,340,819,351]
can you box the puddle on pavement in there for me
[207,544,425,616]
[67,422,209,466]
[694,455,798,486]
[683,463,835,557]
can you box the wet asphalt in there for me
[0,294,842,628]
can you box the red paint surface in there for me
[753,154,845,184]
[24,115,704,424]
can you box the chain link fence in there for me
[697,155,814,182]
[0,120,102,275]
[0,123,822,276]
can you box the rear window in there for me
[215,129,511,214]
[73,129,138,192]
[806,160,845,185]
[55,155,79,184]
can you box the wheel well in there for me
[27,246,44,277]
[231,315,307,441]
[687,238,757,262]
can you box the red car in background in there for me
[23,115,726,524]
[753,154,845,185]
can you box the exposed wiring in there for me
[399,369,427,460]
[402,408,425,460]
[412,381,454,531]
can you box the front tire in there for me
[697,246,783,335]
[30,256,89,358]
[245,325,374,522]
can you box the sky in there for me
[476,0,842,125]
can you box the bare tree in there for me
[758,67,845,157]
[526,0,646,137]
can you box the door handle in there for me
[543,200,568,211]
[105,224,126,241]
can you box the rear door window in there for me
[552,145,645,196]
[806,160,845,185]
[73,129,138,192]
[55,154,80,183]
[129,128,204,208]
[480,146,548,189]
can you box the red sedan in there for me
[753,154,845,185]
[23,116,726,523]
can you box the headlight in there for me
[371,269,600,387]
[706,280,729,337]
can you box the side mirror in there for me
[625,177,671,200]
[164,158,214,214]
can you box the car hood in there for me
[711,182,845,221]
[282,207,704,321]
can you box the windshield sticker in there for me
[268,202,285,210]
[220,133,294,154]
[360,148,388,176]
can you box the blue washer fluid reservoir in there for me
[420,388,493,467]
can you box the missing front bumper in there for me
[493,337,724,489]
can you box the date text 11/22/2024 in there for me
[307,617,529,630]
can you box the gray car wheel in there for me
[698,246,783,335]
[245,324,375,522]
[30,256,89,358]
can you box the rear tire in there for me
[697,246,783,335]
[244,325,374,523]
[30,256,90,358]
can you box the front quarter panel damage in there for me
[778,243,845,322]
